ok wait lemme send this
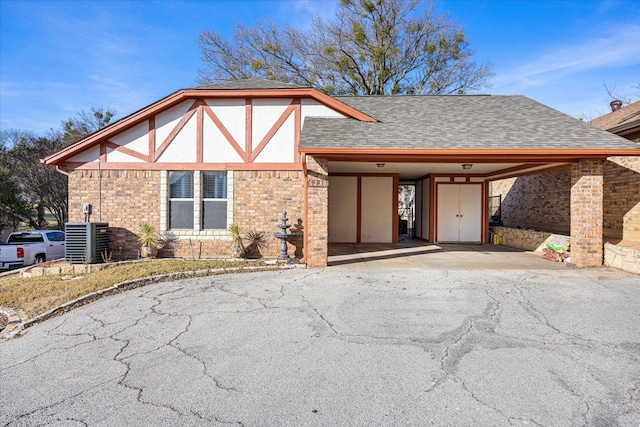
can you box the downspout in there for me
[55,165,70,176]
[299,154,308,264]
[40,157,70,177]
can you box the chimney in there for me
[610,100,623,112]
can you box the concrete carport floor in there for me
[329,240,570,269]
[1,265,638,426]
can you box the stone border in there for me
[0,306,28,342]
[604,243,640,275]
[1,263,304,341]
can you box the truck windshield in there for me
[8,234,45,244]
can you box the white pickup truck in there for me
[0,230,66,270]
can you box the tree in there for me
[0,132,36,233]
[1,108,115,230]
[6,133,70,229]
[198,0,492,95]
[61,107,114,146]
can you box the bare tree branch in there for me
[197,0,493,95]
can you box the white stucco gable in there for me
[43,83,377,171]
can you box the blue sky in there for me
[1,0,638,135]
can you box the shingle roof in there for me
[590,100,640,132]
[300,95,640,150]
[193,78,308,90]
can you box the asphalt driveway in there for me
[1,266,639,426]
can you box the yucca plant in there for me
[228,223,245,258]
[138,223,158,257]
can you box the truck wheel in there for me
[35,254,46,264]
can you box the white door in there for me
[437,184,482,242]
[437,184,461,241]
[459,185,481,241]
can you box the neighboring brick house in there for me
[491,100,640,254]
[43,79,640,267]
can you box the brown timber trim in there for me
[63,162,304,171]
[177,88,377,122]
[196,106,203,163]
[330,172,399,177]
[428,178,436,242]
[148,117,155,162]
[299,156,308,264]
[393,174,399,243]
[484,163,540,177]
[298,148,640,163]
[202,104,246,160]
[294,99,301,163]
[250,100,297,162]
[154,100,202,161]
[104,141,148,162]
[485,163,571,182]
[483,183,489,243]
[245,99,252,163]
[356,176,362,243]
[43,87,376,166]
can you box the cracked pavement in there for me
[1,267,639,426]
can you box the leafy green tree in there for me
[198,0,492,95]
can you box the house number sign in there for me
[308,180,329,187]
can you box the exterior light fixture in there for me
[377,163,385,168]
[462,164,473,170]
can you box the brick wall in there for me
[68,169,307,261]
[491,158,640,244]
[570,160,603,267]
[490,169,571,234]
[233,170,305,259]
[305,156,329,267]
[68,170,160,259]
[604,157,640,242]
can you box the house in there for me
[490,99,640,272]
[591,100,640,142]
[43,79,640,267]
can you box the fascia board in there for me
[298,147,640,162]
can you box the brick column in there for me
[570,160,604,267]
[305,156,329,267]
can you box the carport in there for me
[299,95,640,267]
[328,241,569,269]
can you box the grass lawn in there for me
[0,259,258,319]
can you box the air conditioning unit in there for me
[65,222,110,264]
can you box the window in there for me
[169,172,194,229]
[202,172,228,229]
[166,171,230,232]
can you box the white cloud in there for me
[493,23,640,91]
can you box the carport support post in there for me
[570,160,604,267]
[305,156,329,267]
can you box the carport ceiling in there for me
[328,161,569,180]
